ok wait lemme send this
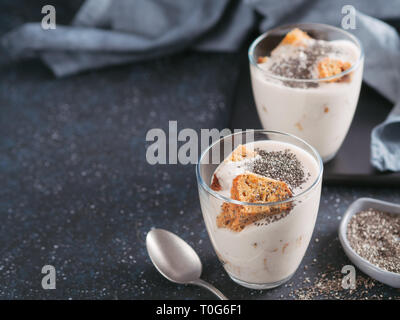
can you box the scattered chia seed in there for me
[290,267,386,300]
[270,42,335,78]
[266,41,343,88]
[253,209,291,226]
[347,209,400,274]
[250,149,307,189]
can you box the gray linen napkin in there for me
[1,0,400,170]
[357,14,400,171]
[1,0,254,76]
[371,104,400,171]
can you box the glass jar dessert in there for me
[248,23,364,162]
[196,130,323,289]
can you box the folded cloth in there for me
[1,0,255,76]
[371,104,400,171]
[357,14,400,172]
[1,0,400,171]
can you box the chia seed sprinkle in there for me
[347,209,400,274]
[250,149,308,189]
[269,42,336,79]
[253,209,291,226]
[266,41,343,88]
[289,267,391,300]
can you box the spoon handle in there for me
[191,279,228,300]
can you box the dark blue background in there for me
[0,1,399,299]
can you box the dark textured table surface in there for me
[1,1,399,300]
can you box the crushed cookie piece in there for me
[296,236,303,247]
[257,56,268,64]
[262,105,268,113]
[317,57,352,82]
[216,173,292,232]
[210,174,222,191]
[295,122,303,131]
[282,242,289,253]
[279,28,311,47]
[229,145,257,162]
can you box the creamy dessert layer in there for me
[250,28,363,161]
[201,142,321,285]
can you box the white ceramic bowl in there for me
[339,197,400,288]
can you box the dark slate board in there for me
[229,50,400,186]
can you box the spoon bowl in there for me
[146,228,202,283]
[146,228,228,299]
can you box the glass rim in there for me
[196,130,324,207]
[248,22,364,83]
